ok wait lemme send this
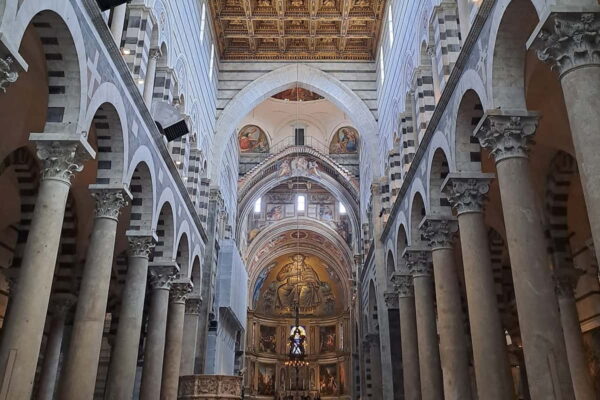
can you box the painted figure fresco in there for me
[276,254,323,311]
[320,326,336,353]
[238,125,269,153]
[257,364,275,395]
[259,325,277,353]
[266,205,283,220]
[329,126,359,154]
[319,364,338,395]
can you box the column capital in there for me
[391,273,414,297]
[442,173,495,215]
[528,9,600,78]
[149,48,162,60]
[126,230,157,258]
[365,332,380,346]
[185,296,202,314]
[148,261,180,290]
[403,247,433,277]
[30,133,96,185]
[89,184,132,221]
[419,215,458,250]
[0,56,19,93]
[554,266,585,297]
[170,278,193,304]
[384,291,399,309]
[474,110,540,163]
[49,293,77,317]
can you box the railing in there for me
[269,135,330,155]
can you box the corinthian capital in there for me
[185,296,202,314]
[30,133,96,184]
[554,266,585,298]
[442,173,495,215]
[148,261,180,290]
[392,273,414,297]
[420,216,458,250]
[0,56,18,93]
[90,185,132,220]
[170,278,193,304]
[384,291,398,309]
[126,231,157,258]
[530,11,600,77]
[474,111,539,162]
[49,293,77,317]
[403,248,432,277]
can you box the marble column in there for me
[180,296,202,375]
[403,248,443,400]
[0,135,93,400]
[143,49,160,107]
[161,279,193,400]
[475,111,574,400]
[555,267,597,399]
[365,333,384,399]
[110,3,127,46]
[391,273,421,400]
[442,173,514,400]
[139,262,179,400]
[530,9,600,267]
[58,185,130,399]
[36,294,76,400]
[420,216,473,400]
[104,232,156,400]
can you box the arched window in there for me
[387,4,394,46]
[200,2,207,43]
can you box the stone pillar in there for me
[143,49,160,107]
[139,262,179,400]
[442,173,514,400]
[36,294,76,400]
[403,248,443,400]
[110,3,127,46]
[58,185,130,399]
[365,333,384,399]
[391,273,421,400]
[420,216,473,400]
[555,267,597,399]
[180,296,202,375]
[530,9,600,267]
[475,111,575,400]
[0,135,93,400]
[104,232,156,400]
[161,279,193,400]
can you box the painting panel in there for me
[319,363,338,396]
[257,363,276,395]
[259,325,277,353]
[319,326,336,353]
[238,125,269,153]
[329,126,359,154]
[266,204,283,220]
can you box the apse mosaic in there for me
[272,88,324,102]
[329,126,359,154]
[254,254,342,317]
[238,125,269,153]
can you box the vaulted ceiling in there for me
[209,0,387,60]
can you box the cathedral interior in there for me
[0,0,599,399]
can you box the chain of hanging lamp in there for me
[284,65,309,373]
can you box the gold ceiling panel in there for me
[210,0,386,60]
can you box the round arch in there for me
[211,64,380,180]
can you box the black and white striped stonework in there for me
[431,1,461,92]
[122,6,154,82]
[93,106,125,185]
[129,165,153,232]
[399,110,416,175]
[412,63,436,144]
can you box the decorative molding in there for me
[442,173,495,215]
[170,279,193,304]
[0,57,18,92]
[384,291,398,309]
[90,186,131,220]
[531,12,600,78]
[474,111,540,163]
[420,216,458,250]
[149,262,180,290]
[178,375,242,398]
[403,248,432,277]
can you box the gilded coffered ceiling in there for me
[209,0,386,60]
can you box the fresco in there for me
[319,364,338,395]
[259,325,277,353]
[320,326,336,353]
[329,126,359,154]
[256,253,343,317]
[257,364,276,395]
[238,125,269,153]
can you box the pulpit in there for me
[178,375,243,399]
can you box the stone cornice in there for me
[380,0,497,242]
